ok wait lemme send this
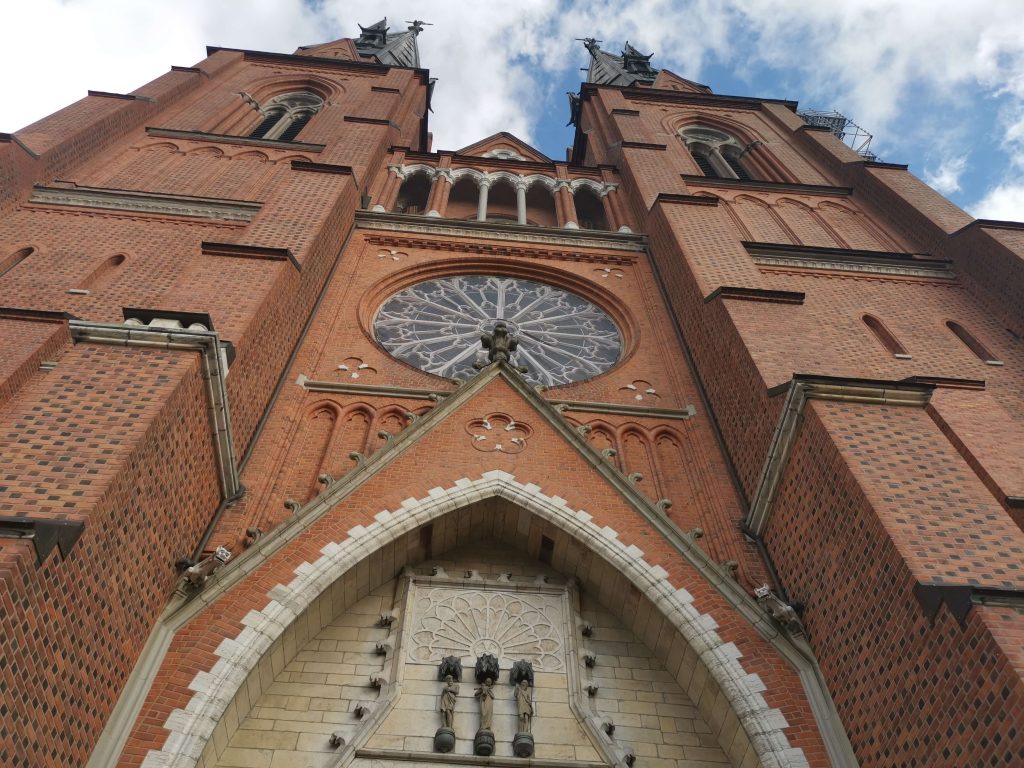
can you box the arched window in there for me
[946,321,1001,365]
[573,187,608,231]
[679,127,754,181]
[0,247,33,278]
[863,315,910,358]
[248,92,324,141]
[394,173,431,214]
[447,176,479,220]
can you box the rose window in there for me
[373,275,621,386]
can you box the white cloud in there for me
[4,1,1024,212]
[925,155,968,195]
[972,182,1024,222]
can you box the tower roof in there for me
[581,37,659,87]
[353,16,425,69]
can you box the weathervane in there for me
[407,20,433,34]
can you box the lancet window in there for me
[680,127,753,181]
[248,92,324,141]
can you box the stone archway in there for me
[142,472,806,768]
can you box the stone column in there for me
[558,182,579,229]
[604,185,632,233]
[477,177,491,222]
[599,186,619,231]
[426,171,451,218]
[374,167,405,213]
[515,180,528,225]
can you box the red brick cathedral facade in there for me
[1,20,1022,768]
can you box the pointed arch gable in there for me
[103,366,850,768]
[135,473,810,768]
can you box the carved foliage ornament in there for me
[373,275,621,386]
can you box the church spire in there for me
[354,16,427,69]
[580,37,659,87]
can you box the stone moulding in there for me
[146,126,325,153]
[355,211,646,252]
[30,185,261,222]
[744,242,955,281]
[296,376,697,421]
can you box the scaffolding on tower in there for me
[797,109,878,162]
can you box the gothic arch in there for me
[247,75,341,104]
[76,253,126,292]
[731,195,794,244]
[0,246,35,278]
[815,202,897,251]
[669,114,793,183]
[138,472,809,768]
[774,198,843,248]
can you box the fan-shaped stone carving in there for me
[408,588,565,670]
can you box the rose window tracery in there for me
[373,275,621,386]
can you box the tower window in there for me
[946,321,1001,365]
[863,315,910,358]
[247,92,324,141]
[0,247,33,278]
[680,127,754,181]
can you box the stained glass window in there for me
[373,276,622,386]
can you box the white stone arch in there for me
[521,173,559,192]
[569,178,609,196]
[449,167,487,186]
[139,470,810,768]
[395,163,438,181]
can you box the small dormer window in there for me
[248,92,324,141]
[680,127,753,181]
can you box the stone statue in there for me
[475,677,495,730]
[510,659,536,758]
[434,656,462,753]
[478,322,518,365]
[515,679,533,734]
[440,674,458,728]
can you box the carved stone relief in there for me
[407,587,565,671]
[466,414,531,454]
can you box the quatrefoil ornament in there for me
[466,413,532,454]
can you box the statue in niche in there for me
[510,659,536,758]
[440,675,459,729]
[515,679,533,733]
[475,677,495,731]
[434,656,462,753]
[473,653,499,755]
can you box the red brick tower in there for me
[1,20,1021,768]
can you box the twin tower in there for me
[1,16,1022,768]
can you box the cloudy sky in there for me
[2,0,1023,221]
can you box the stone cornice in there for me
[296,376,696,420]
[146,127,325,153]
[30,184,261,222]
[206,46,432,85]
[681,175,853,197]
[705,286,805,305]
[355,211,646,252]
[589,82,798,112]
[745,242,954,280]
